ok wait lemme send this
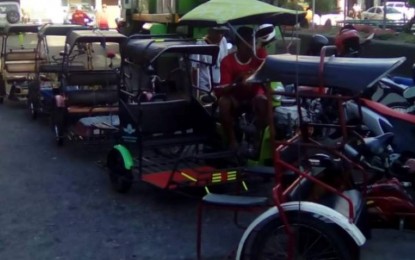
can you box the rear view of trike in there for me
[0,24,41,103]
[52,30,126,145]
[27,24,86,119]
[107,36,244,194]
[233,53,415,259]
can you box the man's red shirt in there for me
[218,50,266,101]
[72,10,90,25]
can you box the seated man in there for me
[216,26,268,151]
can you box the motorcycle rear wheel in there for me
[244,214,355,260]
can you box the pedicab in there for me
[196,51,415,259]
[27,24,86,119]
[105,34,253,194]
[179,0,309,169]
[52,30,126,145]
[0,24,41,103]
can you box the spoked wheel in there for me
[247,215,355,260]
[107,149,133,193]
[6,10,20,24]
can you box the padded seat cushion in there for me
[202,193,269,207]
[65,90,118,106]
[65,71,118,86]
[5,61,37,73]
[67,106,118,114]
[5,51,37,61]
[40,63,85,73]
[78,115,119,128]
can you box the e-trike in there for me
[0,24,41,103]
[27,24,86,119]
[197,53,415,259]
[106,35,250,194]
[52,30,126,145]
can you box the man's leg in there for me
[252,94,268,131]
[218,96,238,150]
[251,94,269,154]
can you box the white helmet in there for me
[255,24,276,45]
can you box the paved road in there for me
[0,34,414,260]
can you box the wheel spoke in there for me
[255,223,342,260]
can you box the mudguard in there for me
[112,144,134,170]
[236,201,366,260]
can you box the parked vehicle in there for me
[361,6,405,21]
[0,24,40,103]
[27,24,86,119]
[386,1,415,18]
[0,1,20,24]
[106,35,246,193]
[52,30,126,145]
[63,3,95,26]
[236,53,415,259]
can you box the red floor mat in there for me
[141,166,238,189]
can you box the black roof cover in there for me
[66,30,127,53]
[3,24,40,34]
[248,54,406,93]
[123,38,219,65]
[38,24,87,38]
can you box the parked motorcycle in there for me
[309,28,415,109]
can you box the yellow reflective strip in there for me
[204,186,210,194]
[227,171,237,181]
[181,172,197,182]
[242,181,248,191]
[212,172,222,183]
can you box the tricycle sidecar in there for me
[52,30,127,145]
[106,36,245,194]
[233,54,412,259]
[0,24,41,103]
[28,24,86,119]
[194,53,410,259]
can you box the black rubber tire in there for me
[245,213,356,260]
[6,10,20,24]
[107,149,133,193]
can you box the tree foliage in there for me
[313,0,337,14]
[267,0,337,15]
